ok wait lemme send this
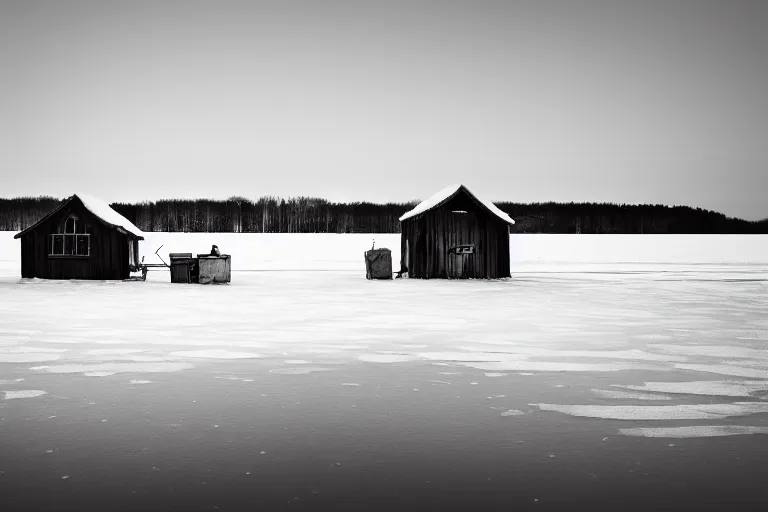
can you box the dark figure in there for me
[210,245,221,256]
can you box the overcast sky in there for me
[1,0,766,219]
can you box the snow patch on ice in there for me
[269,367,332,375]
[1,346,68,353]
[615,380,768,398]
[456,345,686,362]
[591,389,672,400]
[30,362,194,374]
[129,380,152,384]
[3,390,47,399]
[284,359,311,365]
[171,350,261,359]
[463,361,661,373]
[418,352,528,362]
[501,409,525,416]
[83,371,116,377]
[651,344,768,360]
[0,353,62,363]
[0,378,24,384]
[358,354,417,363]
[675,364,768,379]
[620,426,768,438]
[484,372,508,377]
[86,348,147,356]
[534,402,768,420]
[213,376,252,382]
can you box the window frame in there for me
[49,215,92,258]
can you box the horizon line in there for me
[0,194,765,223]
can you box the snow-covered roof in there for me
[14,194,144,240]
[75,193,144,238]
[399,184,515,225]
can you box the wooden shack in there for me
[14,194,144,280]
[399,184,515,279]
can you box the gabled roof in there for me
[398,184,515,225]
[14,194,145,240]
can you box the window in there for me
[50,215,91,256]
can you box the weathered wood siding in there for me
[400,192,510,279]
[19,199,137,280]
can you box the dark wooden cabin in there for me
[399,184,515,279]
[14,194,144,280]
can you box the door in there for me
[447,212,476,279]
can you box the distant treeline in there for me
[1,195,766,234]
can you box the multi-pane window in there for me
[50,215,91,256]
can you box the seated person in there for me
[210,245,221,256]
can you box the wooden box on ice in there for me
[364,248,392,280]
[197,255,231,284]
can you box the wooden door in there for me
[447,213,476,279]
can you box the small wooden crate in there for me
[364,248,392,280]
[197,255,231,284]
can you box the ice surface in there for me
[84,371,117,377]
[358,354,417,363]
[619,426,768,438]
[170,350,261,359]
[3,390,47,399]
[269,367,332,374]
[534,402,768,420]
[417,352,529,362]
[129,380,152,384]
[456,345,688,362]
[463,361,663,372]
[674,364,768,379]
[591,389,672,400]
[2,232,768,424]
[0,353,62,363]
[649,344,768,360]
[3,232,768,275]
[615,380,768,398]
[30,362,194,374]
[86,349,148,356]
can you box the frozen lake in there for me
[1,232,768,511]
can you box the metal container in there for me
[169,253,195,283]
[197,255,231,284]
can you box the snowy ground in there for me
[1,232,768,511]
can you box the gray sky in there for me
[1,0,766,219]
